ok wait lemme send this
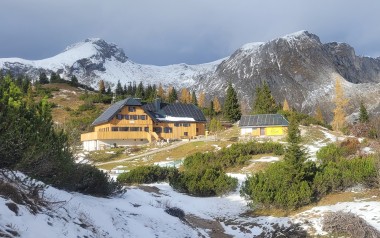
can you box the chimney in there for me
[154,98,161,111]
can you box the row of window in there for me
[116,114,147,120]
[110,126,185,134]
[174,123,190,127]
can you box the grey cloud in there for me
[1,0,380,65]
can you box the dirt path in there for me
[95,136,216,166]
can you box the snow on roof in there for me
[156,116,195,122]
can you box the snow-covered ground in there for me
[1,126,379,237]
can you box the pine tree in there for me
[209,100,215,118]
[70,75,78,86]
[198,91,206,108]
[191,91,198,106]
[223,82,241,122]
[213,96,222,113]
[115,80,123,96]
[99,80,106,94]
[135,81,144,99]
[359,101,369,123]
[252,82,278,114]
[39,72,49,85]
[168,87,178,103]
[127,82,133,96]
[331,77,348,131]
[283,113,308,172]
[106,85,112,95]
[283,98,290,111]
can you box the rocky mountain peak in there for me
[65,38,128,63]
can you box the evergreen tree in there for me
[168,87,178,103]
[132,81,137,96]
[39,72,49,84]
[359,101,369,123]
[135,81,144,99]
[127,82,133,96]
[123,84,127,96]
[252,82,277,114]
[50,72,60,83]
[209,100,215,118]
[115,80,123,96]
[70,75,79,86]
[191,91,198,106]
[98,80,106,94]
[106,85,112,95]
[332,77,348,131]
[223,82,241,122]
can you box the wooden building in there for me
[239,114,289,137]
[81,98,206,151]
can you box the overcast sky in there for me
[1,0,380,65]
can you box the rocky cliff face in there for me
[193,31,380,120]
[2,31,380,120]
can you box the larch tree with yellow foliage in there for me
[157,83,165,100]
[198,91,206,108]
[283,98,290,111]
[180,88,191,103]
[213,96,222,113]
[315,105,324,123]
[331,77,349,131]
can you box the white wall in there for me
[82,139,149,151]
[240,127,252,136]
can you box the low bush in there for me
[169,168,238,197]
[323,211,380,237]
[117,165,177,184]
[183,141,284,172]
[70,164,122,197]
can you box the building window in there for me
[130,127,142,132]
[116,114,123,120]
[153,127,162,133]
[131,115,138,120]
[124,115,130,120]
[164,127,173,133]
[196,128,199,132]
[112,127,118,131]
[129,106,136,112]
[183,123,190,127]
[174,123,180,127]
[144,127,149,132]
[140,115,146,120]
[184,132,188,136]
[119,127,129,131]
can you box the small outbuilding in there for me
[239,114,289,136]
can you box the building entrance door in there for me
[260,127,265,136]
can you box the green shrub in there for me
[316,143,343,164]
[70,164,122,197]
[170,168,238,197]
[117,165,177,184]
[241,161,314,209]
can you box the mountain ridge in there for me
[2,30,380,120]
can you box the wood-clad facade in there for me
[81,98,206,151]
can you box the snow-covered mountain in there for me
[193,30,380,119]
[0,38,222,89]
[2,31,380,119]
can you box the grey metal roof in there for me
[143,103,206,122]
[239,114,289,127]
[92,98,142,126]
